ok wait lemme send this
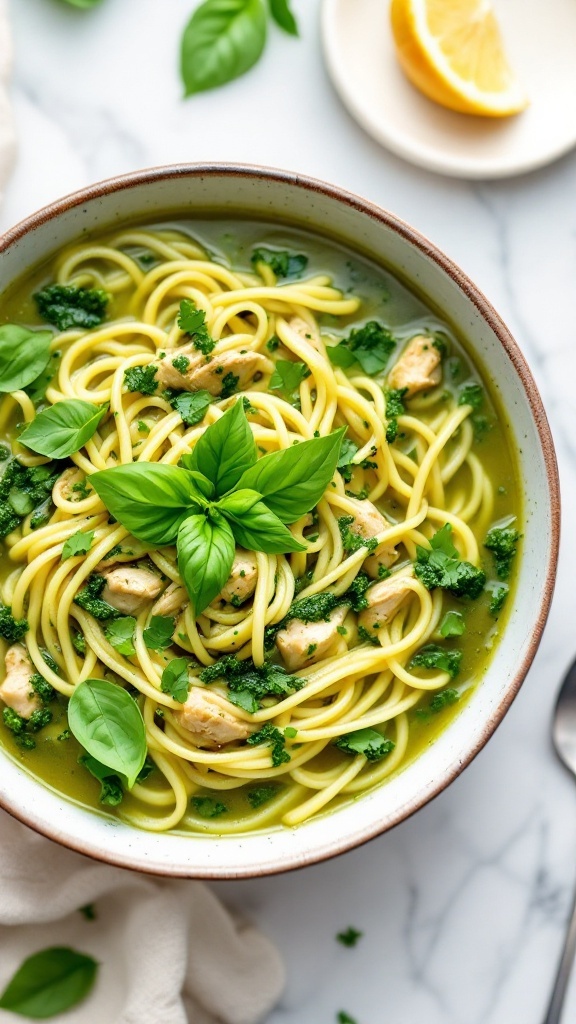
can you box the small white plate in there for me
[322,0,576,179]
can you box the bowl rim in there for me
[0,162,561,876]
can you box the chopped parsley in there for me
[336,927,363,948]
[79,753,123,806]
[344,573,373,612]
[337,1014,358,1024]
[384,387,407,443]
[74,574,122,621]
[335,727,394,762]
[168,389,212,426]
[410,643,462,678]
[458,383,484,409]
[34,284,109,331]
[269,360,311,404]
[177,299,215,355]
[484,525,521,580]
[200,656,303,712]
[0,604,29,643]
[220,371,239,399]
[439,610,465,638]
[71,631,86,655]
[0,458,62,538]
[137,420,150,434]
[124,365,158,396]
[247,723,291,767]
[489,584,509,615]
[328,321,396,376]
[247,784,280,809]
[338,515,378,555]
[143,615,175,651]
[61,529,94,560]
[266,335,281,352]
[3,705,52,749]
[430,688,460,712]
[171,354,190,374]
[191,796,228,818]
[414,524,486,599]
[251,247,308,279]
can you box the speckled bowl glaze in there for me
[0,165,560,878]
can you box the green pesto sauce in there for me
[0,218,520,833]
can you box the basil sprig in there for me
[0,946,98,1019]
[0,325,53,394]
[91,401,344,614]
[19,400,107,458]
[68,679,147,788]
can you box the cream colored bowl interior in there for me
[0,167,558,878]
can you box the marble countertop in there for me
[2,1,576,1021]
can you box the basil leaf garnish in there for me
[218,493,305,553]
[105,617,137,657]
[181,0,267,96]
[0,947,98,1018]
[19,400,107,458]
[177,513,235,615]
[0,325,53,394]
[143,615,176,651]
[91,463,203,545]
[68,678,147,788]
[269,0,298,35]
[160,658,190,702]
[187,399,257,496]
[234,428,345,522]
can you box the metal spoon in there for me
[545,655,576,1023]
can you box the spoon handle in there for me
[543,879,576,1024]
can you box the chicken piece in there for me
[387,335,442,398]
[343,497,398,579]
[176,687,253,749]
[218,549,258,605]
[276,606,347,672]
[357,574,414,637]
[156,344,271,397]
[152,582,188,618]
[102,566,163,615]
[0,644,41,719]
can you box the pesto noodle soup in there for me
[0,220,520,835]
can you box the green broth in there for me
[0,218,521,833]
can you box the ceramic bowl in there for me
[0,165,560,878]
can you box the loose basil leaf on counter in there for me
[143,615,176,652]
[187,400,257,496]
[177,513,236,615]
[19,400,107,458]
[0,946,98,1018]
[181,0,267,97]
[0,325,53,394]
[269,0,298,35]
[161,658,190,703]
[105,617,137,657]
[61,530,95,561]
[218,495,305,554]
[91,463,204,545]
[234,427,345,523]
[68,678,147,788]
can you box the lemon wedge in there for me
[390,0,529,117]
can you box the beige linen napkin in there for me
[0,810,284,1023]
[0,7,282,1023]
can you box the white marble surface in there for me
[2,1,576,1021]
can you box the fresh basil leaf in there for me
[90,463,203,545]
[161,658,190,703]
[143,615,176,651]
[61,529,94,560]
[234,428,345,523]
[79,754,123,806]
[181,0,267,97]
[176,462,215,499]
[177,513,235,615]
[327,344,357,370]
[0,325,53,394]
[19,400,107,458]
[105,617,137,657]
[68,678,147,788]
[0,946,98,1018]
[170,389,212,426]
[215,488,262,516]
[220,497,305,553]
[188,400,257,497]
[269,0,298,35]
[269,360,310,402]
